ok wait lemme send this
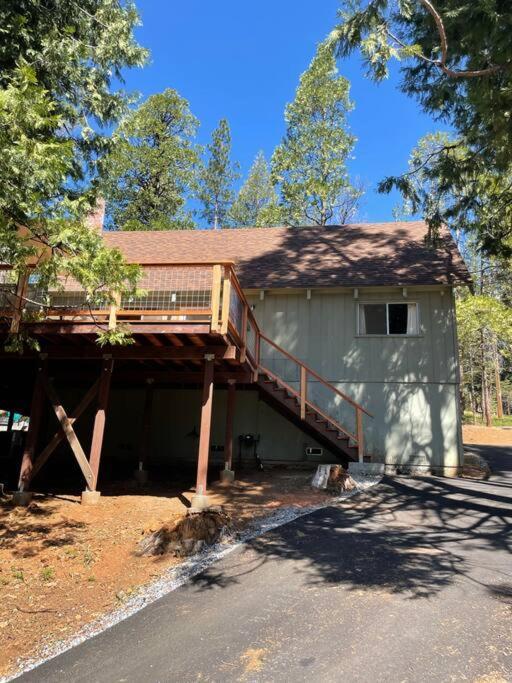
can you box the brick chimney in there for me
[85,198,106,233]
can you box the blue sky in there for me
[123,0,441,222]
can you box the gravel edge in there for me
[3,475,381,682]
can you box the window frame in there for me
[356,301,421,337]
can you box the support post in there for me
[191,354,215,510]
[356,407,364,463]
[86,356,113,501]
[15,358,47,504]
[135,378,154,483]
[220,379,236,484]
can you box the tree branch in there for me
[419,0,507,78]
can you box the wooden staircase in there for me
[255,333,372,465]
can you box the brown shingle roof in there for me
[103,222,471,289]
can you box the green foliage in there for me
[392,132,512,253]
[228,152,279,227]
[0,1,147,346]
[271,43,361,226]
[196,119,239,229]
[457,296,512,359]
[331,0,512,255]
[102,89,199,230]
[96,324,136,347]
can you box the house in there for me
[0,221,470,507]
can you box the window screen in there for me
[359,302,419,336]
[361,304,387,334]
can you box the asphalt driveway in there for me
[16,445,512,682]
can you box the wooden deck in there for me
[1,261,372,505]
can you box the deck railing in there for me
[257,332,372,460]
[0,262,242,331]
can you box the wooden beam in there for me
[195,355,215,496]
[21,323,212,336]
[41,375,95,489]
[17,359,47,491]
[224,380,236,471]
[89,358,114,490]
[30,379,100,480]
[1,345,239,361]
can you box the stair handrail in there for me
[258,331,372,417]
[224,265,372,462]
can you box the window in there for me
[358,302,419,336]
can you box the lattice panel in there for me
[121,265,214,311]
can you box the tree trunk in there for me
[481,330,492,427]
[481,369,492,427]
[469,351,476,424]
[494,340,503,419]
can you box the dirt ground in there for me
[462,425,512,446]
[0,472,331,677]
[3,427,511,677]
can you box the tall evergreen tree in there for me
[197,119,239,229]
[331,0,512,255]
[271,43,362,226]
[229,151,279,226]
[103,89,199,231]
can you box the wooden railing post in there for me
[108,292,121,330]
[220,270,232,335]
[240,303,248,362]
[210,264,222,332]
[300,365,307,420]
[10,270,29,334]
[356,407,364,463]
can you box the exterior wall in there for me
[245,286,464,475]
[103,386,329,472]
[100,285,463,477]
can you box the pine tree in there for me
[103,89,199,231]
[271,43,362,226]
[229,152,279,226]
[197,119,239,229]
[332,0,512,255]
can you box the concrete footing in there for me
[189,493,210,513]
[12,491,33,507]
[219,468,235,485]
[134,469,149,484]
[81,490,101,505]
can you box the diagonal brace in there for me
[41,376,95,490]
[30,379,100,481]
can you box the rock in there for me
[462,452,491,480]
